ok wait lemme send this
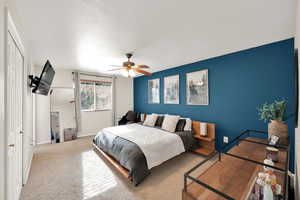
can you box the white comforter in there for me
[102,123,185,169]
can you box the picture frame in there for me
[148,78,160,104]
[186,69,209,105]
[164,75,179,104]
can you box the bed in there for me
[93,122,197,185]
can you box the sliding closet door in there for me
[15,42,24,197]
[7,30,17,200]
[6,30,24,200]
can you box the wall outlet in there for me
[223,136,229,143]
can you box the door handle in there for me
[20,131,23,134]
[8,144,15,147]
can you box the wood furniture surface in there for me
[93,143,131,179]
[183,138,286,200]
[192,121,216,156]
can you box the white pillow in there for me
[200,123,207,136]
[141,114,146,121]
[143,114,158,126]
[161,115,180,132]
[183,118,192,131]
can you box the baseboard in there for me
[36,140,51,145]
[23,148,34,185]
[78,133,96,138]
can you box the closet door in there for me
[7,31,24,200]
[7,30,17,200]
[15,43,24,197]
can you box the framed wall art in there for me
[186,69,209,105]
[164,75,179,104]
[148,78,160,104]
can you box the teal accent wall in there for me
[134,38,296,172]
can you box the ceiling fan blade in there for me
[136,65,150,69]
[134,68,152,76]
[107,67,124,71]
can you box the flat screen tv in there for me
[30,60,55,96]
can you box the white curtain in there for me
[73,72,82,136]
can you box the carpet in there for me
[21,136,209,200]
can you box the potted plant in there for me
[258,99,288,145]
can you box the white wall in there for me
[35,69,134,141]
[0,3,6,200]
[80,74,134,136]
[79,74,113,136]
[81,110,113,135]
[35,68,73,144]
[52,68,73,88]
[8,3,36,187]
[35,94,51,144]
[9,11,36,190]
[23,53,35,183]
[52,103,76,142]
[0,1,35,199]
[115,76,134,123]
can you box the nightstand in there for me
[191,121,216,156]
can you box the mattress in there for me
[93,124,196,185]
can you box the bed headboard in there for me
[192,121,215,139]
[142,114,215,138]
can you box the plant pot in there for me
[268,120,288,145]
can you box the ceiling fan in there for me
[108,53,152,77]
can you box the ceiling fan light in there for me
[121,68,129,77]
[110,53,150,77]
[128,69,135,77]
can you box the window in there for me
[80,81,95,110]
[80,80,112,111]
[95,82,112,110]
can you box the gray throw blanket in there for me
[93,126,197,186]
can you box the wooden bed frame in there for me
[93,143,131,179]
[92,120,216,181]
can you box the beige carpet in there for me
[21,136,208,200]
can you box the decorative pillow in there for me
[176,119,186,132]
[161,115,180,132]
[200,123,208,136]
[155,116,165,127]
[126,111,137,121]
[184,118,192,131]
[140,114,146,121]
[143,114,158,127]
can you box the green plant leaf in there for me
[257,99,287,123]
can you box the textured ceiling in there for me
[14,0,296,74]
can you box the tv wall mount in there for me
[28,75,40,88]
